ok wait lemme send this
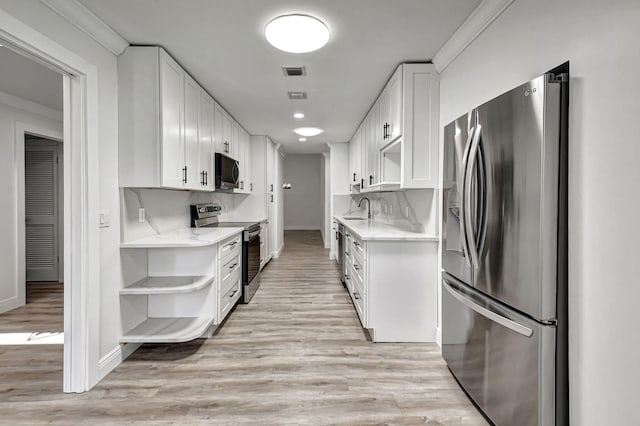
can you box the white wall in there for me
[439,0,640,424]
[0,1,122,381]
[275,147,284,254]
[0,97,62,313]
[283,154,324,230]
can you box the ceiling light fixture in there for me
[265,14,330,53]
[293,112,305,119]
[298,137,307,142]
[294,127,323,137]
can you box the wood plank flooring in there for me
[0,231,487,425]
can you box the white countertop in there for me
[120,227,243,248]
[334,216,439,242]
[218,217,268,223]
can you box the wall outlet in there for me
[405,206,410,218]
[138,208,145,223]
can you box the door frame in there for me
[18,128,64,292]
[2,10,100,393]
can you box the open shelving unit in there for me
[120,274,215,295]
[120,242,221,344]
[120,317,214,343]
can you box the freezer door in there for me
[442,273,556,426]
[471,74,563,321]
[442,112,475,284]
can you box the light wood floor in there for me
[0,231,487,425]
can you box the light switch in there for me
[99,210,110,228]
[138,208,146,223]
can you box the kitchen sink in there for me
[341,217,368,221]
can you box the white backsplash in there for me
[120,188,241,242]
[335,189,439,235]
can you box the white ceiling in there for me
[0,45,62,111]
[79,0,481,153]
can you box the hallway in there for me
[0,231,486,424]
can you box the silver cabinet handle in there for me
[354,264,360,270]
[229,290,237,298]
[229,263,238,269]
[443,276,533,337]
[345,251,351,256]
[354,292,360,300]
[344,274,350,280]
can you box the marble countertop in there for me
[120,227,243,248]
[218,217,268,223]
[334,216,439,242]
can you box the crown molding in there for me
[40,0,129,56]
[432,0,515,73]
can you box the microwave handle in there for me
[232,161,240,184]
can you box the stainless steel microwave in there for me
[215,153,239,190]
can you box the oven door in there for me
[241,227,261,303]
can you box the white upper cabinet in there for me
[199,91,215,191]
[119,46,251,192]
[184,73,201,190]
[215,104,234,158]
[348,63,439,192]
[158,49,185,188]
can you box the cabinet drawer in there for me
[219,279,241,321]
[352,279,365,325]
[351,256,365,283]
[220,234,241,258]
[351,241,365,267]
[221,258,241,294]
[221,252,241,278]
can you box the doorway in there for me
[25,136,63,284]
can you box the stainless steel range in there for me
[191,203,261,304]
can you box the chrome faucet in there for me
[358,197,372,219]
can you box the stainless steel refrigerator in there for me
[441,67,568,426]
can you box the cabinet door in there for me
[231,122,240,160]
[243,130,252,192]
[367,104,380,186]
[236,126,246,190]
[216,106,233,156]
[387,68,403,141]
[379,89,391,148]
[184,74,200,189]
[199,90,215,190]
[159,49,185,188]
[349,130,358,185]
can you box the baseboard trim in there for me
[0,296,21,315]
[97,342,141,381]
[274,243,284,258]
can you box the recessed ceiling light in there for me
[299,137,307,142]
[294,127,323,137]
[265,14,330,53]
[293,112,305,119]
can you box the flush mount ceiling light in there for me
[294,127,323,137]
[293,112,305,119]
[265,14,330,53]
[298,137,307,142]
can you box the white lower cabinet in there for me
[343,231,438,342]
[119,231,243,343]
[217,234,242,323]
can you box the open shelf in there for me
[120,317,214,343]
[120,274,215,295]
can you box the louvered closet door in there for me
[25,142,59,282]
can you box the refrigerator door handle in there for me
[443,276,534,337]
[464,124,482,269]
[460,126,476,267]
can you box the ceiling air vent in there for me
[287,91,308,100]
[282,66,307,77]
